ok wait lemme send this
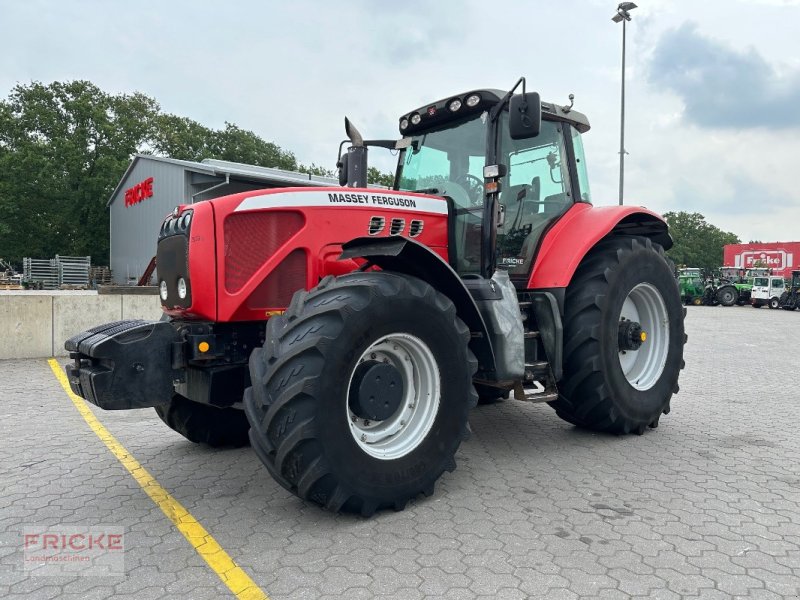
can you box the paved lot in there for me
[1,306,799,599]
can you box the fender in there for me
[340,237,496,377]
[527,203,672,290]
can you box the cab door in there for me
[495,118,586,281]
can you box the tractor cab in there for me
[392,84,591,283]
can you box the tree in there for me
[0,81,158,264]
[663,211,740,271]
[367,166,394,187]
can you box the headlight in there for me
[410,113,421,125]
[448,98,462,112]
[399,118,409,130]
[466,94,481,107]
[159,280,168,301]
[177,277,187,299]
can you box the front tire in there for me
[769,297,780,309]
[549,236,685,434]
[244,272,477,516]
[155,394,251,447]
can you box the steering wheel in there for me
[455,174,485,206]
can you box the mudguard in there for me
[527,204,672,289]
[340,236,497,377]
[65,320,180,410]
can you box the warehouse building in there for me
[107,155,338,284]
[724,242,799,279]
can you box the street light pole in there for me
[612,2,636,206]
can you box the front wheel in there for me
[244,272,477,516]
[155,394,251,447]
[549,236,685,434]
[769,297,780,309]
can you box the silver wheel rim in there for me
[347,333,440,460]
[618,283,670,391]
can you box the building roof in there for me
[107,154,339,207]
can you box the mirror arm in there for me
[489,77,527,122]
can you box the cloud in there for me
[648,22,800,128]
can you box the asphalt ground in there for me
[1,305,799,599]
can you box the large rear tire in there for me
[717,285,738,307]
[549,236,685,434]
[244,272,477,516]
[779,292,796,310]
[155,394,251,447]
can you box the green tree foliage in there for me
[663,211,740,271]
[367,166,394,187]
[150,114,297,170]
[0,81,157,263]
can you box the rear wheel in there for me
[244,272,477,516]
[717,285,738,307]
[155,394,251,447]
[779,292,793,310]
[692,297,703,306]
[549,236,685,434]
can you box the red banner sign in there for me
[124,177,154,207]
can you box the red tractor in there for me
[66,79,685,516]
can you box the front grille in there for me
[390,218,405,235]
[246,249,307,309]
[409,219,424,237]
[224,211,305,293]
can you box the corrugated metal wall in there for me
[109,159,188,284]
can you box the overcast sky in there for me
[2,0,799,241]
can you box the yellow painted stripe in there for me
[48,359,268,600]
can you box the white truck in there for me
[751,276,786,309]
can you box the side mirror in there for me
[508,92,541,140]
[338,153,349,186]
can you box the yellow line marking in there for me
[48,359,268,600]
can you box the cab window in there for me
[496,118,572,276]
[571,126,592,203]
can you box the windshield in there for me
[754,278,768,287]
[397,113,487,273]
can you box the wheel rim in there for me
[347,333,440,460]
[618,283,670,391]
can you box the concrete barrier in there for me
[0,291,163,359]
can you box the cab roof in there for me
[399,88,591,136]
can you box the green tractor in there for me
[678,268,705,305]
[779,270,800,310]
[717,267,770,307]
